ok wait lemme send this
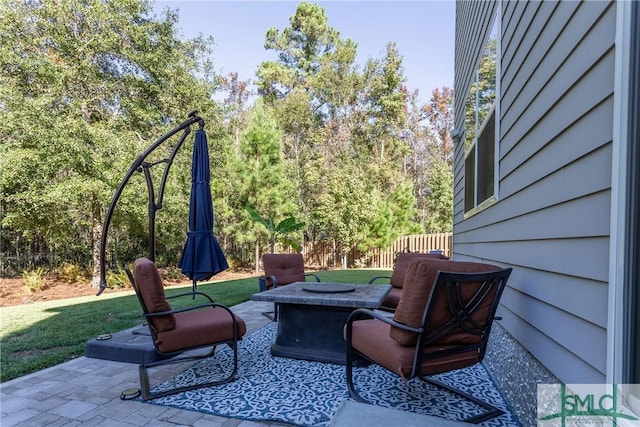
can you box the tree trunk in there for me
[332,239,337,269]
[255,240,260,274]
[90,197,102,288]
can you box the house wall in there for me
[454,0,616,384]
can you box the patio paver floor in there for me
[1,300,286,427]
[1,299,479,427]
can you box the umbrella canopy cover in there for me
[179,129,228,283]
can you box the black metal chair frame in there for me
[366,274,397,313]
[345,268,512,424]
[125,267,242,401]
[259,272,320,321]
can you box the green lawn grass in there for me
[0,269,389,382]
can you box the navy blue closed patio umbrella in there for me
[179,128,228,293]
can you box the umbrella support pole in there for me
[98,112,204,295]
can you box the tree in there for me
[256,2,348,224]
[403,86,454,232]
[257,2,341,104]
[0,0,219,285]
[360,183,423,252]
[310,160,374,268]
[219,72,253,155]
[0,0,451,275]
[235,101,298,270]
[356,43,409,166]
[424,159,453,233]
[256,3,421,260]
[422,86,454,165]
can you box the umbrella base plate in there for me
[85,325,171,364]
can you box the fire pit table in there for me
[251,281,391,365]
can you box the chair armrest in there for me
[267,275,278,288]
[305,272,321,282]
[346,308,423,333]
[166,291,214,303]
[258,275,278,291]
[145,302,233,317]
[368,275,391,284]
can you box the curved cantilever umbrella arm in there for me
[97,112,204,296]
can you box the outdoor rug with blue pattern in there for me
[144,323,520,426]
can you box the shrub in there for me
[56,263,85,284]
[225,257,241,270]
[161,266,184,282]
[106,268,131,289]
[22,268,46,292]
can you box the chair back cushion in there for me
[389,253,449,288]
[263,253,305,285]
[133,257,176,332]
[390,258,499,346]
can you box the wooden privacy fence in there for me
[299,233,452,270]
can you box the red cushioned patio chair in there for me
[259,253,320,320]
[127,257,246,400]
[346,257,512,424]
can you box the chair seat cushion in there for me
[349,319,480,380]
[155,308,247,353]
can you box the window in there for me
[464,15,499,215]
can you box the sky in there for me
[153,1,455,105]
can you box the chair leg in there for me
[346,349,503,423]
[421,376,504,424]
[345,346,369,403]
[139,342,238,401]
[261,302,278,321]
